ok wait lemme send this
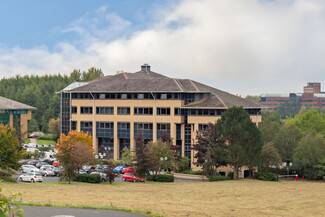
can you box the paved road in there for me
[21,206,148,217]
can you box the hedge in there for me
[181,170,204,175]
[75,174,101,183]
[208,175,230,182]
[146,174,174,182]
[254,172,278,181]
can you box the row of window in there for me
[72,92,196,101]
[73,106,261,116]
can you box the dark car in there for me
[51,167,64,177]
[28,160,40,167]
[36,161,50,168]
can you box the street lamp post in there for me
[160,157,168,175]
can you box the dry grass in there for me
[3,180,325,217]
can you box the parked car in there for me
[21,165,39,173]
[90,172,107,182]
[122,167,136,174]
[36,161,50,168]
[27,160,40,167]
[18,172,43,183]
[40,165,55,171]
[122,173,144,182]
[26,148,39,152]
[39,168,55,177]
[52,167,64,177]
[78,170,88,174]
[53,161,60,167]
[113,165,126,173]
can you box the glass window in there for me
[80,107,92,114]
[117,107,130,115]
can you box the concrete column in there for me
[181,124,185,157]
[130,121,135,152]
[153,122,157,142]
[9,114,13,127]
[170,122,176,145]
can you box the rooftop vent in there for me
[141,64,151,71]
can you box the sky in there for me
[0,0,324,96]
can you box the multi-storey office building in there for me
[261,82,325,112]
[59,64,261,168]
[0,96,35,138]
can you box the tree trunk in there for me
[233,165,238,180]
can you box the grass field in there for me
[36,139,56,146]
[2,181,325,217]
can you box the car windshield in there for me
[35,173,42,176]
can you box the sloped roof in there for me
[0,96,36,110]
[65,68,261,109]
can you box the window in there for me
[96,122,114,138]
[96,107,114,115]
[118,122,130,138]
[71,121,77,130]
[71,107,77,114]
[80,121,92,135]
[157,107,170,115]
[80,107,92,114]
[198,124,208,132]
[134,123,153,139]
[157,123,170,139]
[117,107,130,115]
[134,107,153,115]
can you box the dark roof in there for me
[65,69,261,109]
[0,96,36,110]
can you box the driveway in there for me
[21,206,147,217]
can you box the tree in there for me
[192,123,227,177]
[56,131,93,184]
[216,106,263,179]
[121,147,132,166]
[259,111,282,144]
[245,95,261,103]
[82,67,104,81]
[177,156,190,172]
[48,118,60,139]
[293,130,325,179]
[274,124,301,163]
[287,109,325,135]
[133,134,154,181]
[0,124,21,170]
[260,142,282,172]
[149,140,176,172]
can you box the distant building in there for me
[261,82,325,111]
[0,96,36,138]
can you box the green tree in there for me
[217,106,263,179]
[245,95,261,103]
[192,123,227,177]
[82,67,104,81]
[0,183,25,217]
[48,118,60,139]
[287,109,325,135]
[121,147,132,166]
[259,111,281,144]
[260,142,282,172]
[0,124,21,170]
[293,130,325,179]
[274,124,301,163]
[149,140,176,172]
[177,156,190,172]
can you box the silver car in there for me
[21,165,39,173]
[39,168,55,177]
[18,172,43,183]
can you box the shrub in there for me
[254,172,278,181]
[177,157,190,172]
[0,168,17,183]
[181,170,204,175]
[37,134,56,140]
[75,174,101,183]
[227,172,234,180]
[146,174,174,182]
[208,175,230,182]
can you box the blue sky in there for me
[0,0,324,95]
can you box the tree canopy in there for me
[0,124,21,170]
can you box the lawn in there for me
[2,181,325,217]
[36,139,56,146]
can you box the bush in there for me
[254,172,278,181]
[181,170,204,175]
[227,172,234,180]
[177,156,190,172]
[208,175,230,182]
[37,134,56,140]
[75,174,101,183]
[0,168,17,183]
[146,174,174,182]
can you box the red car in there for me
[121,167,136,174]
[53,161,60,167]
[122,173,144,182]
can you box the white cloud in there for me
[1,0,325,95]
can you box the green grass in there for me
[23,139,31,144]
[16,201,164,217]
[36,139,56,146]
